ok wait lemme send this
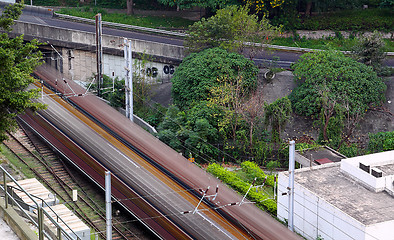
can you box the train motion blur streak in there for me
[33,65,301,240]
[25,70,253,239]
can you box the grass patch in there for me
[0,144,34,178]
[56,7,195,29]
[271,37,394,52]
[299,8,393,32]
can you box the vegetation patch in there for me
[272,37,394,52]
[299,8,393,32]
[207,163,277,214]
[56,7,195,29]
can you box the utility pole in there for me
[105,171,112,240]
[288,140,295,232]
[95,13,103,97]
[124,38,133,121]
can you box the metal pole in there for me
[105,171,112,240]
[128,40,133,122]
[288,140,295,232]
[124,38,130,119]
[57,216,62,240]
[38,206,44,240]
[3,171,8,209]
[95,13,103,97]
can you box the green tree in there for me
[185,5,281,58]
[290,50,386,148]
[264,96,292,143]
[171,47,258,109]
[0,2,45,142]
[157,104,220,161]
[352,31,387,72]
[89,75,125,108]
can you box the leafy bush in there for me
[352,31,387,72]
[290,50,386,118]
[56,8,194,29]
[338,143,365,158]
[367,131,394,153]
[240,161,275,187]
[299,9,393,32]
[290,50,386,149]
[206,163,277,214]
[33,0,61,6]
[171,47,259,109]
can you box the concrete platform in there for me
[7,178,58,212]
[41,204,90,240]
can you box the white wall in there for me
[365,220,394,240]
[278,172,366,240]
[100,54,176,84]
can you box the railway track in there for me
[3,122,150,240]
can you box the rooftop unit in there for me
[340,151,394,196]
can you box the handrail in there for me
[53,12,187,38]
[0,165,79,240]
[7,185,81,240]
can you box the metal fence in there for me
[0,165,80,240]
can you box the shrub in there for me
[240,161,276,187]
[207,163,277,214]
[352,31,387,72]
[171,48,258,109]
[367,131,394,153]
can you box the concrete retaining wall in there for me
[0,198,37,240]
[7,21,185,60]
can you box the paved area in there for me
[0,217,19,240]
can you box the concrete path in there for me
[0,217,19,240]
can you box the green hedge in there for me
[240,161,275,187]
[300,9,393,32]
[368,131,394,153]
[206,163,277,214]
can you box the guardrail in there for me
[53,12,187,38]
[0,165,79,240]
[51,14,394,57]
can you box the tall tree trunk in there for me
[305,1,312,17]
[323,116,330,141]
[127,0,133,15]
[249,122,254,149]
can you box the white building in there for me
[278,150,394,240]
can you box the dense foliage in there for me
[0,3,45,142]
[207,163,277,214]
[185,5,280,55]
[240,161,276,187]
[290,50,386,118]
[367,131,394,153]
[264,97,292,143]
[157,104,220,160]
[171,47,258,109]
[352,31,387,72]
[299,8,393,32]
[290,50,386,148]
[157,0,236,10]
[57,7,194,29]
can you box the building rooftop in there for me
[293,159,394,225]
[375,163,394,176]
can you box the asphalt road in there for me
[12,8,394,68]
